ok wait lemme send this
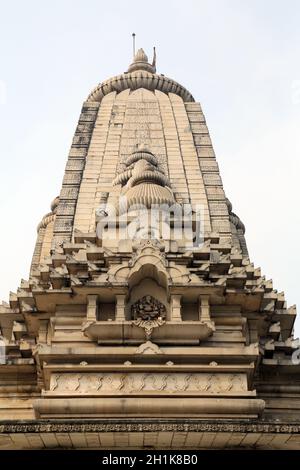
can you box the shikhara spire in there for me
[0,47,299,450]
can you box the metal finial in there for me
[132,33,136,58]
[152,46,156,72]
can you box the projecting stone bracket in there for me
[134,341,164,355]
[82,320,215,344]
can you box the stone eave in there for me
[36,343,259,365]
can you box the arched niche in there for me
[128,258,168,291]
[125,278,169,321]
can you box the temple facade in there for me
[0,49,300,449]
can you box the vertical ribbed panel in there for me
[185,102,231,244]
[52,101,100,247]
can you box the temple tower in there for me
[0,48,299,449]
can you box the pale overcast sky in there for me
[0,0,299,335]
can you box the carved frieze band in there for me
[49,372,247,394]
[2,422,299,434]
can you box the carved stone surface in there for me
[131,295,166,339]
[88,70,194,104]
[2,421,300,434]
[132,295,166,321]
[134,341,164,355]
[49,372,247,395]
[132,317,165,340]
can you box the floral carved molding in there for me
[49,372,247,395]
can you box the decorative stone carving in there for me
[88,69,194,103]
[113,145,175,215]
[127,239,169,288]
[132,295,166,321]
[49,372,248,395]
[132,316,165,340]
[51,374,81,392]
[4,421,299,436]
[131,295,166,339]
[134,341,164,355]
[79,374,101,393]
[105,237,202,289]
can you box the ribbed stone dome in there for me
[129,170,169,188]
[87,47,194,102]
[87,71,194,103]
[125,150,158,167]
[119,183,175,214]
